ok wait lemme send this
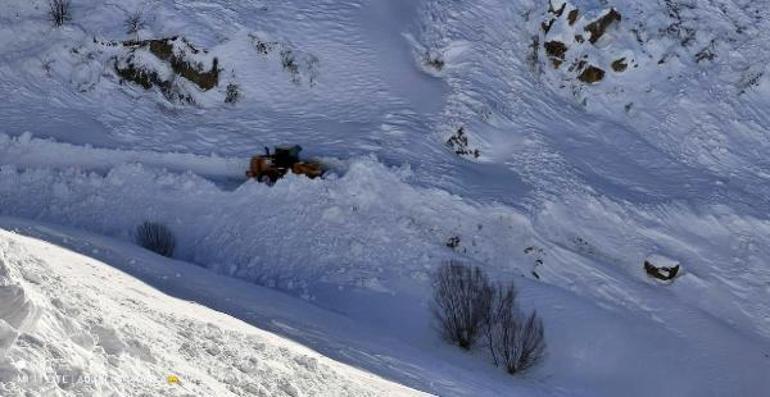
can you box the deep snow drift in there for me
[1,0,770,395]
[0,229,422,396]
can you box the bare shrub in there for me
[135,222,176,258]
[49,0,72,27]
[485,283,546,374]
[124,10,146,35]
[225,82,241,104]
[432,261,493,349]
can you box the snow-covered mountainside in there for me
[0,229,422,396]
[1,0,769,395]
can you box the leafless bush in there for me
[124,10,146,35]
[225,82,241,104]
[135,222,176,258]
[49,0,72,27]
[432,261,493,349]
[485,283,546,374]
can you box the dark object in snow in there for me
[446,127,480,158]
[544,41,568,68]
[584,8,622,44]
[49,0,72,27]
[484,283,546,375]
[432,261,493,350]
[612,58,628,72]
[246,145,324,184]
[135,222,176,258]
[118,37,219,92]
[446,236,461,249]
[644,260,680,281]
[578,65,605,83]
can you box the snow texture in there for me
[1,0,770,395]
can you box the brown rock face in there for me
[578,66,605,83]
[122,37,219,91]
[584,8,622,44]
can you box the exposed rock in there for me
[611,58,628,72]
[542,19,556,34]
[544,41,568,68]
[643,255,681,282]
[122,37,219,91]
[446,127,480,158]
[584,8,622,44]
[567,9,579,25]
[548,1,567,17]
[578,65,605,83]
[695,40,717,63]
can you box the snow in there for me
[1,0,770,395]
[0,229,423,396]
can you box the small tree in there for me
[432,261,493,349]
[49,0,72,27]
[135,222,176,258]
[124,10,146,35]
[485,283,546,374]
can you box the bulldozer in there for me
[246,145,324,184]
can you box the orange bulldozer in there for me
[246,145,325,184]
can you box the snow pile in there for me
[1,134,769,396]
[0,134,528,298]
[0,230,421,396]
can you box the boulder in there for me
[643,255,681,282]
[578,65,605,83]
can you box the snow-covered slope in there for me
[0,228,422,396]
[1,0,769,395]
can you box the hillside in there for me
[1,0,769,395]
[0,228,423,396]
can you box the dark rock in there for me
[578,65,605,83]
[567,9,579,25]
[584,8,622,44]
[121,37,219,91]
[644,261,680,281]
[611,58,628,72]
[548,1,567,17]
[544,41,568,68]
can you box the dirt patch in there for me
[584,8,621,44]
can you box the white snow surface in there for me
[1,0,770,395]
[0,229,423,396]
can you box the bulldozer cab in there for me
[272,145,302,168]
